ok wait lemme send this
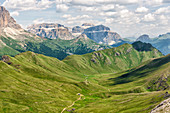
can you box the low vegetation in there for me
[0,42,169,113]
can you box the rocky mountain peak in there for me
[0,6,5,11]
[136,34,151,42]
[84,25,110,32]
[82,23,95,27]
[82,24,122,45]
[27,23,74,40]
[0,6,21,29]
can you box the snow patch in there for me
[72,33,81,37]
[81,26,91,29]
[99,41,103,44]
[108,41,116,45]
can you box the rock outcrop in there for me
[0,6,40,42]
[150,98,170,113]
[0,6,21,30]
[27,23,74,40]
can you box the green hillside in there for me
[26,34,110,60]
[63,41,163,74]
[0,42,169,113]
[0,35,110,60]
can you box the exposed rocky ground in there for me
[150,97,170,113]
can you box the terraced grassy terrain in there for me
[0,42,169,113]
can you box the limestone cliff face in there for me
[70,23,94,37]
[27,23,74,40]
[0,6,21,29]
[83,25,122,45]
[0,6,41,42]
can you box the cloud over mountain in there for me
[1,0,170,38]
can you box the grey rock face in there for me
[27,23,74,40]
[0,6,40,42]
[136,34,151,42]
[72,26,84,33]
[150,97,170,113]
[82,23,95,27]
[83,25,122,45]
[72,23,95,34]
[0,6,21,30]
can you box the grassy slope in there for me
[0,52,108,112]
[0,43,168,113]
[26,36,110,60]
[75,54,170,113]
[63,42,163,74]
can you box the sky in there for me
[0,0,170,39]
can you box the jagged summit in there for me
[0,6,41,42]
[0,6,21,29]
[82,23,95,27]
[84,25,110,32]
[27,23,74,40]
[83,24,122,45]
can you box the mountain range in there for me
[0,6,111,60]
[136,33,170,55]
[28,22,125,45]
[27,21,170,56]
[0,6,170,113]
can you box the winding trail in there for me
[61,93,84,113]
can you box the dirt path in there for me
[61,94,84,113]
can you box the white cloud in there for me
[158,15,168,25]
[101,4,115,11]
[56,4,69,12]
[57,0,139,6]
[10,11,19,16]
[143,13,155,22]
[135,7,149,13]
[2,0,53,11]
[67,15,91,21]
[2,0,170,38]
[56,0,72,4]
[62,14,72,18]
[120,9,133,18]
[145,0,163,6]
[155,6,170,14]
[100,12,117,16]
[33,18,45,24]
[105,18,114,24]
[80,6,99,12]
[71,0,96,6]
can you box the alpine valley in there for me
[0,6,170,113]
